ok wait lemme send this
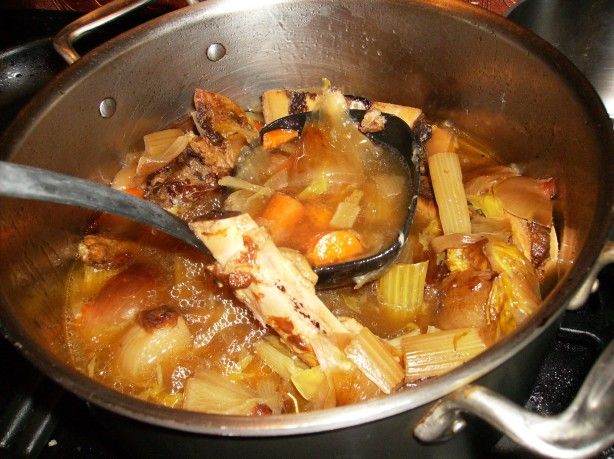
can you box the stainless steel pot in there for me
[0,0,613,457]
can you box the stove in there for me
[0,4,612,458]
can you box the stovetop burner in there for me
[0,5,612,458]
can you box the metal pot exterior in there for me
[0,0,612,453]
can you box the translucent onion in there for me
[373,174,405,198]
[431,233,487,253]
[493,176,553,226]
[471,215,511,234]
[111,159,145,190]
[183,371,265,415]
[136,130,191,177]
[117,316,191,382]
[263,169,289,191]
[463,165,518,196]
[484,239,541,335]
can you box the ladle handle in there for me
[415,242,614,459]
[0,161,204,251]
[53,0,199,64]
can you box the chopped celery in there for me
[344,322,404,394]
[297,175,329,200]
[378,262,428,323]
[329,190,364,228]
[218,176,273,195]
[402,328,486,382]
[254,339,308,381]
[330,202,361,229]
[255,339,326,400]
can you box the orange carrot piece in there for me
[304,202,333,230]
[260,193,306,241]
[305,230,364,266]
[124,187,144,198]
[262,129,299,150]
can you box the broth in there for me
[62,87,558,414]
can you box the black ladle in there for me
[0,110,418,289]
[260,109,420,288]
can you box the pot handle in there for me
[415,243,614,459]
[53,0,199,64]
[414,340,614,458]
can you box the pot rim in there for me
[1,0,613,437]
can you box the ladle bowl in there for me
[260,109,420,287]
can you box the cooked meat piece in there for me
[148,150,220,189]
[193,89,258,145]
[144,149,225,218]
[289,91,319,114]
[507,213,552,271]
[188,133,244,176]
[78,234,135,269]
[528,220,551,269]
[144,89,259,218]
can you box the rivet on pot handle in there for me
[415,240,614,458]
[53,0,200,65]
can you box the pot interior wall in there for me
[0,0,611,414]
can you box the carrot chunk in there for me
[304,202,333,230]
[262,129,299,149]
[124,187,144,198]
[260,192,306,242]
[306,230,364,266]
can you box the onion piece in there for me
[493,176,553,226]
[471,215,511,234]
[373,174,405,199]
[136,131,192,177]
[183,371,267,415]
[117,309,191,382]
[111,156,145,190]
[218,175,273,195]
[464,165,518,196]
[431,233,488,253]
[263,169,289,191]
